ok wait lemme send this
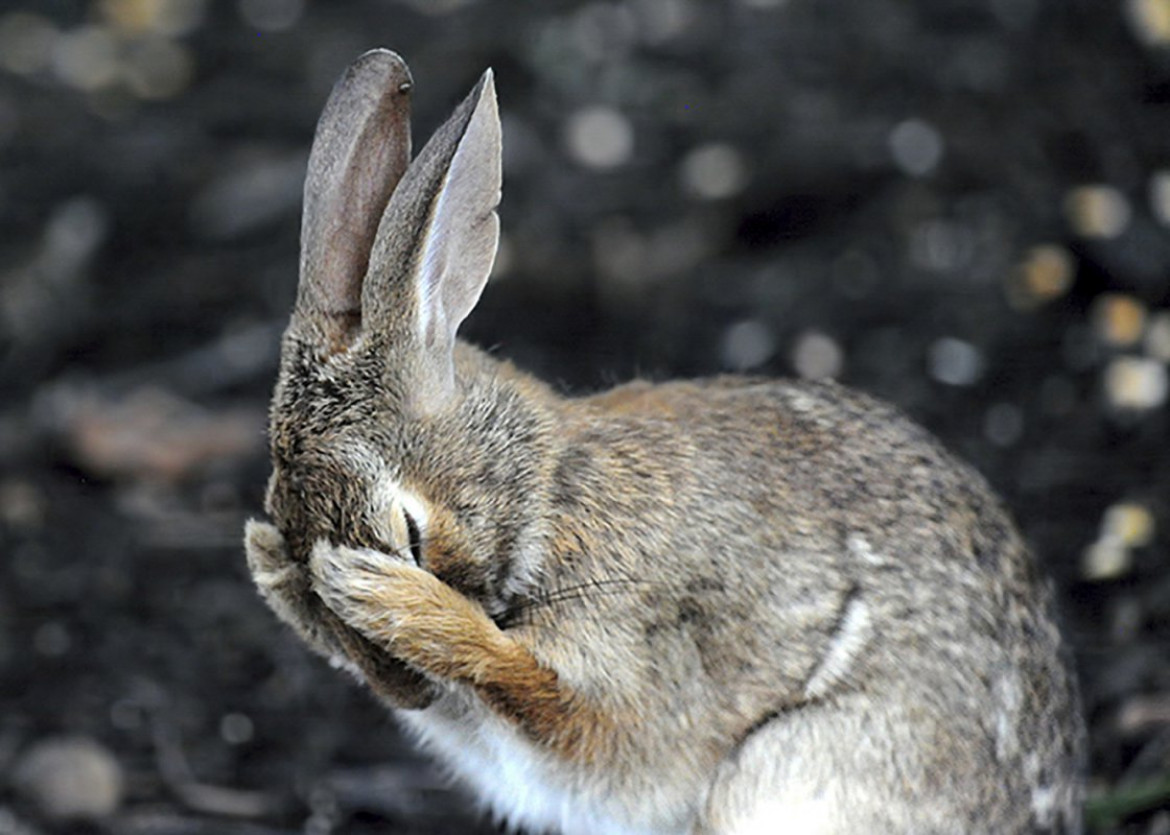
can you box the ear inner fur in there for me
[298,49,413,349]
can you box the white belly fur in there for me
[395,691,690,835]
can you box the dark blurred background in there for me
[1,0,1168,832]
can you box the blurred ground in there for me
[1,0,1169,832]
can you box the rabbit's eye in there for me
[403,509,424,565]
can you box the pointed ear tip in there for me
[478,67,496,98]
[474,69,499,122]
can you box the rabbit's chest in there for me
[396,696,690,835]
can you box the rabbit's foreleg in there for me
[309,541,611,756]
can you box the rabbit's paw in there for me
[245,520,335,649]
[309,540,503,682]
[309,542,605,750]
[245,520,300,588]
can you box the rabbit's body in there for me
[245,50,1084,834]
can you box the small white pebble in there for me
[721,319,774,371]
[1101,502,1156,548]
[1082,536,1132,581]
[681,143,746,200]
[13,737,124,822]
[928,337,983,386]
[1104,355,1168,410]
[888,119,944,177]
[564,106,634,169]
[1116,694,1170,734]
[791,331,843,380]
[1065,185,1132,239]
[51,25,120,92]
[1127,0,1170,45]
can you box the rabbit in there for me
[244,49,1085,835]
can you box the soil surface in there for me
[2,1,1169,833]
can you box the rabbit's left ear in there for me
[363,69,501,411]
[297,49,413,349]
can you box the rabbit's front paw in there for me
[245,520,336,652]
[246,520,301,590]
[309,541,502,682]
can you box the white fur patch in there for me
[368,471,430,564]
[803,597,872,700]
[398,698,689,835]
[327,653,364,679]
[847,534,885,566]
[993,671,1023,761]
[1031,785,1056,827]
[249,562,297,590]
[725,795,837,835]
[496,517,548,610]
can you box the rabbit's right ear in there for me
[296,49,413,350]
[361,70,501,413]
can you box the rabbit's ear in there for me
[296,49,413,348]
[363,69,501,411]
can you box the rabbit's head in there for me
[263,51,548,614]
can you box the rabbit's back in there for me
[515,375,1085,831]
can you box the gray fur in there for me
[246,53,1086,834]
